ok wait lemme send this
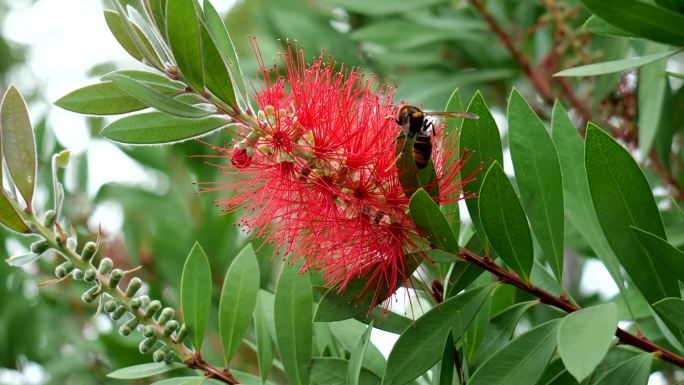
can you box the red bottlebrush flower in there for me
[203,41,471,310]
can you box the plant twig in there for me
[456,247,684,369]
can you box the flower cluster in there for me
[204,42,469,308]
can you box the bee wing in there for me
[423,111,480,120]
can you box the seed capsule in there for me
[55,261,74,278]
[81,242,97,262]
[103,300,118,313]
[119,318,139,337]
[83,268,97,282]
[98,258,113,274]
[163,320,179,337]
[144,300,162,319]
[129,297,143,311]
[143,325,157,338]
[108,269,123,289]
[139,337,157,354]
[152,349,166,363]
[31,240,50,254]
[157,308,174,324]
[72,269,84,280]
[81,286,100,304]
[111,305,127,321]
[125,278,142,298]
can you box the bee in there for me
[394,104,479,169]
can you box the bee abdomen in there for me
[412,135,432,170]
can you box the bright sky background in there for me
[2,1,656,384]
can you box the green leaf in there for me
[104,9,144,61]
[348,322,374,385]
[478,162,533,281]
[409,188,458,253]
[145,0,167,40]
[55,82,147,115]
[460,91,503,241]
[632,227,684,283]
[550,103,626,299]
[101,112,229,145]
[507,89,564,283]
[254,292,274,383]
[638,43,670,159]
[382,285,493,385]
[355,308,412,335]
[219,244,260,364]
[166,0,204,90]
[557,304,618,382]
[0,190,29,233]
[311,357,382,385]
[1,86,36,209]
[469,319,561,385]
[578,0,684,46]
[437,333,456,385]
[180,242,212,351]
[327,319,385,377]
[591,353,652,385]
[104,72,213,118]
[151,377,204,385]
[583,15,634,38]
[470,301,536,367]
[200,7,237,108]
[106,363,185,379]
[102,69,186,93]
[584,124,678,304]
[325,0,450,15]
[554,50,676,77]
[5,252,40,266]
[203,0,248,107]
[275,262,313,385]
[652,298,684,331]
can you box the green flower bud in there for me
[55,261,74,278]
[176,324,188,343]
[81,286,100,304]
[129,297,142,311]
[108,269,123,289]
[163,349,175,363]
[81,241,97,262]
[163,320,179,337]
[119,318,139,337]
[30,240,50,254]
[144,300,162,319]
[103,299,118,313]
[125,277,142,298]
[139,336,157,354]
[143,325,157,338]
[43,210,56,227]
[111,305,127,321]
[157,308,174,324]
[83,268,97,282]
[152,349,166,363]
[98,258,113,274]
[72,269,84,280]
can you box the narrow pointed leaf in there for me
[105,73,213,118]
[471,301,536,367]
[652,298,684,331]
[554,50,676,77]
[275,262,313,385]
[440,87,464,236]
[166,0,204,90]
[254,292,274,383]
[437,333,456,385]
[550,103,626,297]
[591,353,652,385]
[5,252,40,266]
[460,91,503,240]
[638,43,669,159]
[409,188,458,253]
[180,242,212,350]
[200,21,237,107]
[578,0,684,46]
[102,69,186,93]
[104,9,144,61]
[632,227,684,283]
[478,162,533,281]
[469,319,561,385]
[219,244,260,364]
[101,112,229,144]
[348,322,374,385]
[382,285,493,385]
[507,89,564,283]
[328,319,385,377]
[55,82,147,115]
[145,0,167,39]
[107,363,184,379]
[1,86,36,209]
[311,357,382,385]
[0,190,29,233]
[557,304,617,382]
[106,8,162,69]
[584,124,678,304]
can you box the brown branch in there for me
[186,353,240,384]
[457,247,684,369]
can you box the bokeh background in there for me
[1,0,675,384]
